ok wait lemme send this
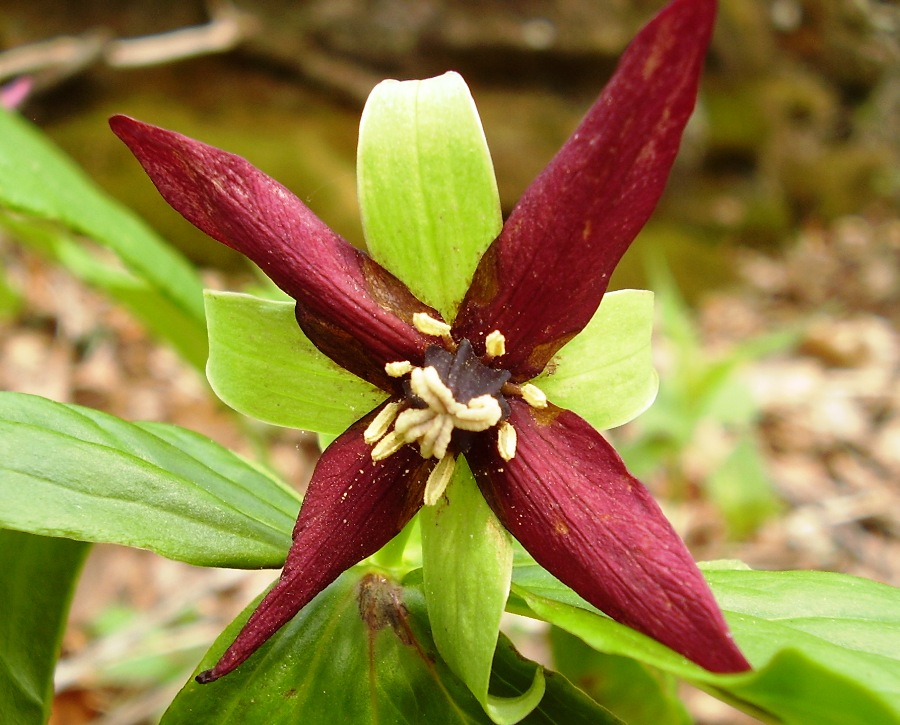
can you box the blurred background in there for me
[1,1,898,723]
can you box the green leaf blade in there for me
[0,530,89,725]
[0,107,204,326]
[0,392,298,568]
[0,211,207,368]
[512,561,900,725]
[163,568,617,725]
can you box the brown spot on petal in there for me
[519,334,577,383]
[528,401,564,427]
[294,304,395,392]
[362,256,437,328]
[451,242,502,348]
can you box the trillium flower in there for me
[111,0,750,684]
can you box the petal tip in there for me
[195,668,218,685]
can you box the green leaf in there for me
[205,290,387,434]
[0,391,299,568]
[533,290,658,431]
[421,460,545,723]
[358,72,502,320]
[0,530,89,725]
[162,568,619,724]
[0,108,205,328]
[0,211,206,369]
[550,626,691,725]
[512,561,900,725]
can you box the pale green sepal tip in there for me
[535,289,659,431]
[486,667,547,725]
[421,460,541,720]
[204,290,386,435]
[357,71,502,320]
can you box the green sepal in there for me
[533,289,658,431]
[358,72,502,320]
[421,460,545,723]
[205,290,387,435]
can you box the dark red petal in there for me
[109,115,437,390]
[466,398,751,673]
[454,0,717,381]
[196,407,431,682]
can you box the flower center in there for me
[367,338,510,461]
[364,314,548,505]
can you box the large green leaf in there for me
[358,72,502,320]
[532,290,658,431]
[549,627,691,725]
[205,290,387,434]
[162,568,621,724]
[0,107,204,326]
[421,461,545,723]
[0,530,89,725]
[511,560,900,725]
[0,392,299,568]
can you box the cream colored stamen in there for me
[370,430,407,461]
[364,401,402,444]
[371,364,504,462]
[497,421,517,461]
[385,360,413,378]
[520,383,548,409]
[485,330,507,359]
[424,454,456,506]
[413,312,452,339]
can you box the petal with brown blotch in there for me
[110,115,436,390]
[196,406,431,682]
[453,0,717,381]
[466,397,751,674]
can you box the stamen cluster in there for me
[363,314,546,505]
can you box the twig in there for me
[0,1,257,97]
[104,2,256,68]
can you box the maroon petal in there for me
[454,0,716,381]
[466,398,750,673]
[196,407,431,682]
[110,116,437,390]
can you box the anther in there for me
[364,401,402,444]
[385,361,413,378]
[424,454,456,506]
[371,430,406,461]
[413,312,452,340]
[485,330,507,360]
[520,383,548,409]
[497,421,517,461]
